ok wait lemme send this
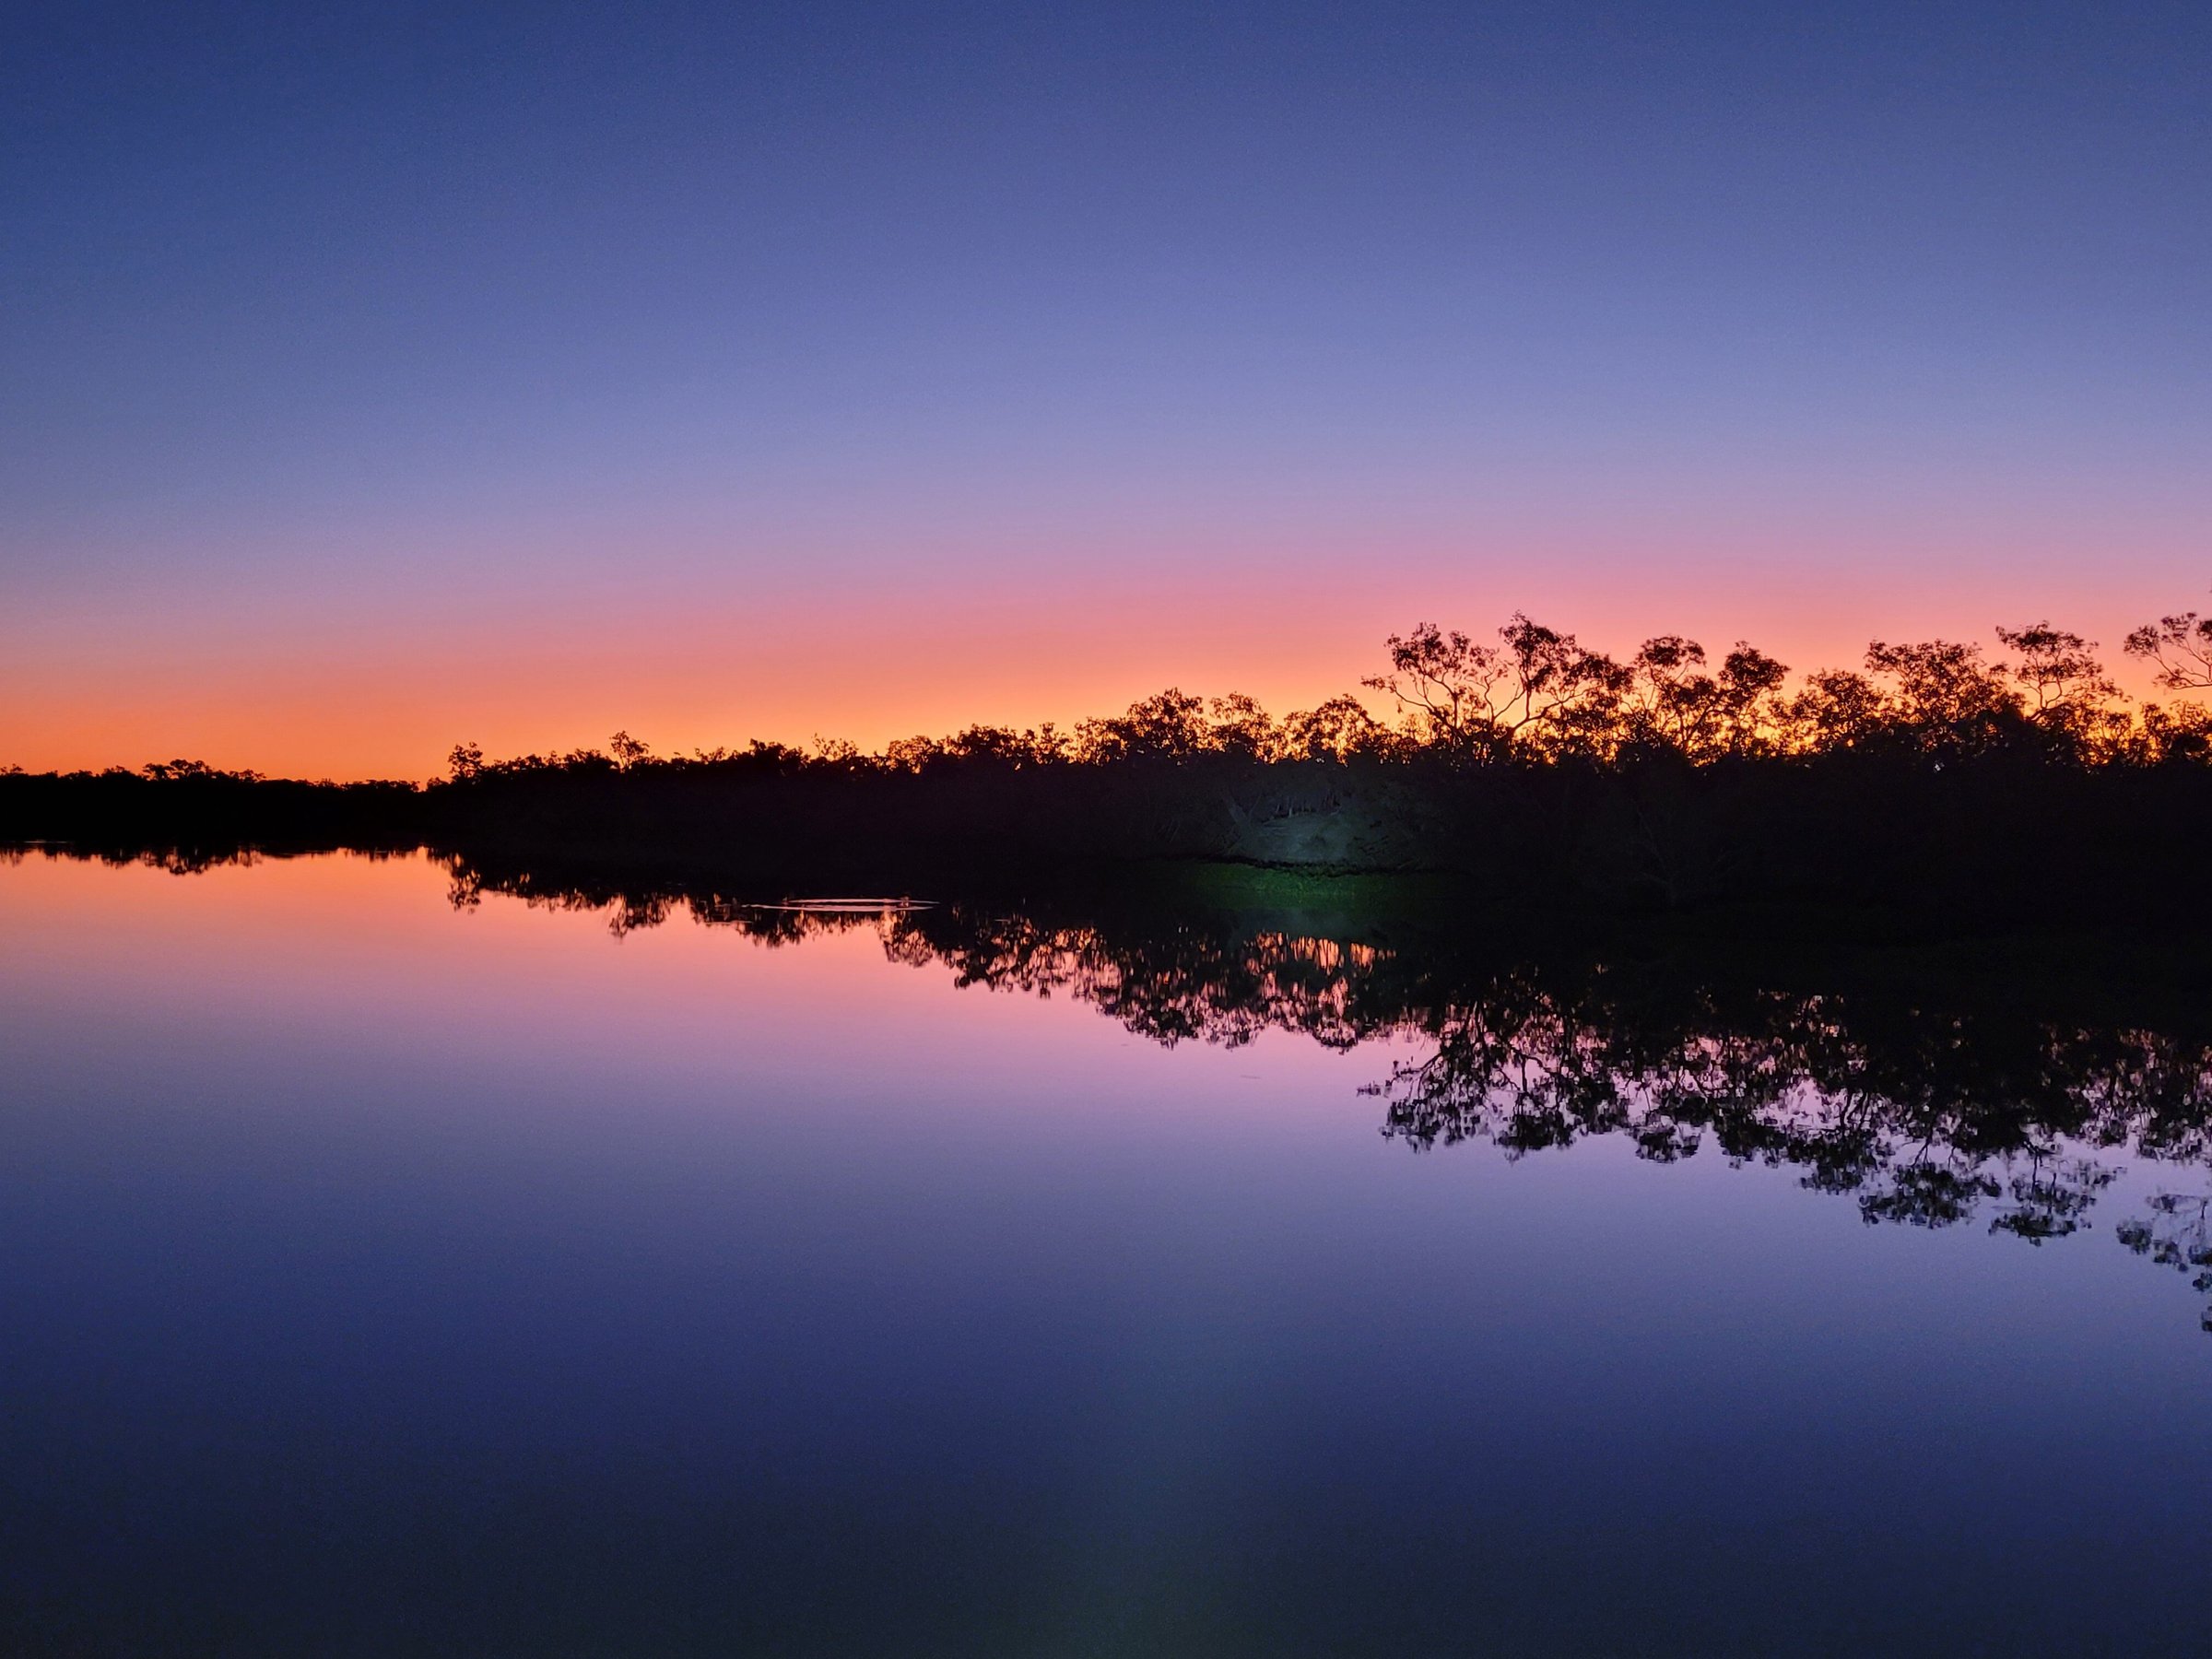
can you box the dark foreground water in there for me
[3,849,2208,1656]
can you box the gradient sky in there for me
[5,0,2207,776]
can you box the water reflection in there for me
[21,843,2212,1330]
[7,845,2212,1653]
[435,853,2212,1330]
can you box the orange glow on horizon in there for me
[6,564,2202,780]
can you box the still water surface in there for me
[2,850,2207,1655]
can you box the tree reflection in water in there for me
[420,853,2212,1329]
[29,846,2212,1329]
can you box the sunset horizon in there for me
[7,4,2211,1651]
[10,4,2207,780]
[12,581,2208,781]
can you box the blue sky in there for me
[5,0,2207,771]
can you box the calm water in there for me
[3,850,2208,1656]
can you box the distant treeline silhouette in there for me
[6,599,2210,919]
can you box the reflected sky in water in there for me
[2,850,2207,1655]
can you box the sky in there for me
[4,0,2207,777]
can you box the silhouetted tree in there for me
[1364,616,1626,758]
[1205,693,1277,759]
[1995,623,2124,751]
[1280,695,1387,761]
[1361,622,1497,747]
[607,730,654,768]
[1626,635,1718,753]
[2125,595,2212,692]
[1783,667,1889,751]
[1713,643,1792,755]
[1862,638,2020,750]
[1077,688,1214,762]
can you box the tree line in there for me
[6,595,2209,917]
[436,597,2212,780]
[4,596,2206,789]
